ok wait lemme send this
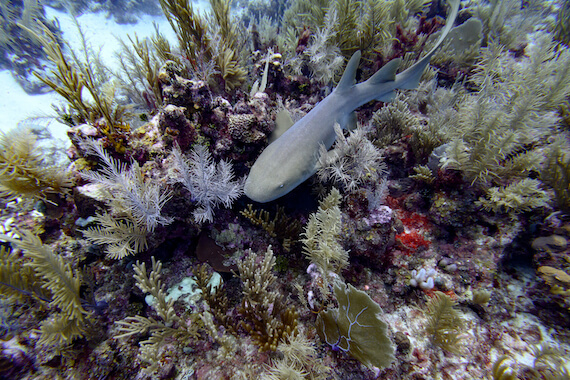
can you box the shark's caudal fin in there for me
[395,0,460,89]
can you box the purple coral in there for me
[364,205,393,226]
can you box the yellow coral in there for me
[538,266,570,295]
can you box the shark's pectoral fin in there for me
[269,109,295,142]
[338,111,358,131]
[376,92,397,102]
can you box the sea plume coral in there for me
[80,138,170,259]
[317,124,385,192]
[0,128,71,202]
[81,138,172,231]
[170,144,243,223]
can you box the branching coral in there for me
[82,212,149,260]
[541,139,570,213]
[0,245,48,302]
[288,9,345,85]
[282,0,431,64]
[195,264,237,336]
[115,257,199,372]
[240,204,302,249]
[554,0,570,46]
[29,23,127,132]
[237,247,298,352]
[214,47,247,91]
[262,332,331,380]
[0,128,72,202]
[159,0,212,64]
[159,0,245,90]
[492,356,517,380]
[301,188,348,290]
[81,138,171,259]
[208,0,247,90]
[116,31,165,111]
[468,0,554,49]
[531,344,570,378]
[424,291,464,354]
[491,345,570,379]
[370,92,422,146]
[399,27,570,197]
[370,91,448,162]
[82,139,172,231]
[281,0,329,40]
[475,178,552,214]
[432,33,570,214]
[317,124,386,192]
[329,0,360,55]
[1,232,89,346]
[469,0,522,49]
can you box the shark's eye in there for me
[279,184,284,188]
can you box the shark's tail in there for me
[395,0,460,90]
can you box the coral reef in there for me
[1,0,570,379]
[170,144,243,223]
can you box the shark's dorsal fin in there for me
[364,57,402,101]
[367,58,402,85]
[336,50,362,92]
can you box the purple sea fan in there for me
[171,144,243,223]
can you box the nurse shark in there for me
[245,0,460,203]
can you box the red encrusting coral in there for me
[396,230,431,252]
[386,195,432,253]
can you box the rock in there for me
[532,235,567,252]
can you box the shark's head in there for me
[244,169,290,203]
[244,140,315,203]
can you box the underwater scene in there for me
[0,0,570,378]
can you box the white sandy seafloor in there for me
[0,2,208,143]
